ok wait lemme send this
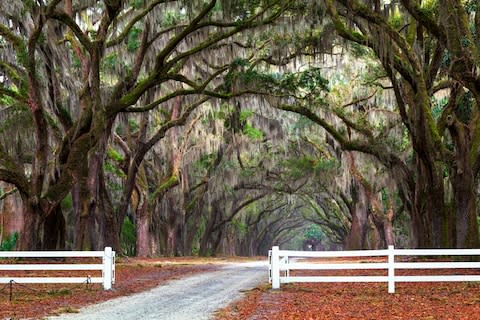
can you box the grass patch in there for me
[53,306,80,315]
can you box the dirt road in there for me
[48,261,267,320]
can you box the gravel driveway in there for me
[48,261,267,320]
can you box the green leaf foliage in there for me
[127,26,143,52]
[107,147,124,162]
[455,91,473,124]
[104,161,126,178]
[285,156,336,178]
[304,224,323,242]
[243,123,264,140]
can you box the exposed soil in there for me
[216,258,480,320]
[0,257,225,319]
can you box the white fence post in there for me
[268,250,272,283]
[285,255,289,278]
[272,246,280,289]
[103,247,113,290]
[388,245,395,293]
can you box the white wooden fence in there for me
[0,247,115,290]
[268,245,480,293]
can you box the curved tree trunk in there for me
[19,201,41,250]
[447,103,480,248]
[343,185,369,250]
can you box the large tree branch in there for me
[108,1,287,115]
[0,145,29,196]
[106,0,172,47]
[50,10,93,53]
[0,85,28,103]
[154,0,217,68]
[325,0,415,87]
[212,193,269,232]
[400,0,446,43]
[0,23,24,51]
[339,0,423,80]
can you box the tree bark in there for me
[42,206,65,250]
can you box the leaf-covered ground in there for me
[216,259,480,320]
[0,256,227,319]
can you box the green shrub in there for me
[120,217,136,256]
[0,232,18,251]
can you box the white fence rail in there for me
[0,247,115,290]
[268,246,480,293]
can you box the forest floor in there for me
[215,257,480,320]
[0,256,261,319]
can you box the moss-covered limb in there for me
[110,73,158,115]
[127,91,200,113]
[106,0,169,47]
[438,1,479,93]
[43,132,94,205]
[57,102,93,166]
[154,0,217,67]
[212,193,269,233]
[0,187,17,201]
[0,145,29,197]
[425,43,445,92]
[109,21,152,104]
[333,109,374,139]
[303,137,333,159]
[324,0,367,44]
[50,10,93,53]
[131,22,150,79]
[0,169,28,198]
[343,0,423,78]
[118,96,209,225]
[97,0,122,42]
[123,64,230,112]
[167,69,226,91]
[141,96,209,153]
[0,85,28,103]
[150,174,179,203]
[0,23,24,50]
[400,0,446,43]
[278,103,347,145]
[333,92,379,138]
[0,61,26,86]
[383,65,412,134]
[415,83,444,152]
[326,0,417,88]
